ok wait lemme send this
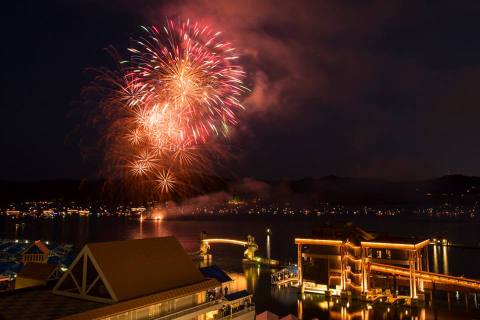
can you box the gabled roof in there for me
[18,262,58,281]
[87,237,205,301]
[199,265,232,283]
[54,237,207,303]
[256,311,298,320]
[22,240,49,255]
[256,311,280,320]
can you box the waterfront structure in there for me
[45,237,253,319]
[200,264,234,298]
[290,223,480,304]
[200,235,259,261]
[199,235,279,266]
[21,240,50,264]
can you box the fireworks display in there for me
[92,19,247,198]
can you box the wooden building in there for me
[52,237,254,320]
[21,240,50,264]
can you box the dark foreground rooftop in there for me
[0,287,105,320]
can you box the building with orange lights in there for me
[295,223,430,301]
[0,237,255,320]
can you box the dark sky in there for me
[2,1,480,181]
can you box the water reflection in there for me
[1,217,480,319]
[266,233,271,260]
[296,294,430,320]
[432,244,449,275]
[138,218,143,238]
[443,245,449,275]
[227,272,248,292]
[433,245,439,273]
[245,265,477,320]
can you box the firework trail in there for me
[91,19,247,198]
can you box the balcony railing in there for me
[216,305,256,319]
[154,299,222,320]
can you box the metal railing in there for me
[216,305,256,319]
[271,268,298,285]
[369,262,480,290]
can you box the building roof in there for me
[256,311,280,320]
[312,222,376,245]
[256,311,298,320]
[17,262,57,281]
[224,290,250,302]
[368,235,425,245]
[23,240,49,255]
[59,278,220,320]
[86,237,205,301]
[300,222,430,250]
[361,236,430,250]
[0,288,105,320]
[199,265,232,283]
[54,236,208,303]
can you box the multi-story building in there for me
[295,223,430,301]
[0,237,254,320]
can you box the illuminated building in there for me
[0,237,254,320]
[5,210,20,216]
[295,223,430,300]
[294,224,480,302]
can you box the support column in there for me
[412,254,417,298]
[393,275,398,297]
[361,247,368,294]
[417,249,423,292]
[432,282,436,305]
[297,298,303,320]
[297,243,303,288]
[340,245,346,291]
[409,251,413,297]
[409,251,417,298]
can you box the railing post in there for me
[409,251,413,298]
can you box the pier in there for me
[268,223,480,311]
[198,235,279,266]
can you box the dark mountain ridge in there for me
[1,174,480,205]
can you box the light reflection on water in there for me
[433,245,439,274]
[443,245,449,275]
[1,216,480,319]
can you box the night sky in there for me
[2,1,480,181]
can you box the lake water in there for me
[1,215,480,319]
